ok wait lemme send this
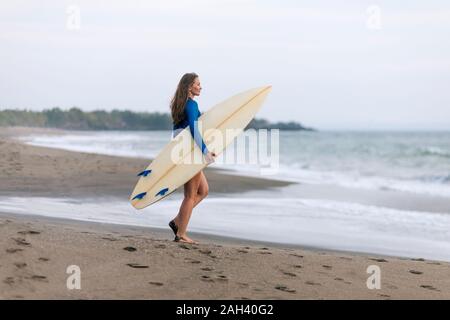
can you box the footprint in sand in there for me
[293,265,303,269]
[216,275,228,282]
[4,277,15,285]
[289,254,304,258]
[30,275,48,282]
[149,282,164,286]
[123,246,137,252]
[198,249,217,259]
[409,270,423,275]
[12,238,30,246]
[420,285,440,292]
[6,248,23,254]
[322,265,332,270]
[201,267,214,271]
[305,281,321,286]
[281,271,297,277]
[185,258,201,264]
[17,230,40,235]
[237,249,248,254]
[38,257,50,262]
[201,275,214,282]
[126,263,149,269]
[329,277,350,285]
[275,285,296,293]
[369,258,388,263]
[154,244,166,249]
[14,262,27,269]
[102,237,119,241]
[339,257,352,261]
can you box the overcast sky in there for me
[1,0,450,130]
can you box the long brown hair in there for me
[170,72,198,125]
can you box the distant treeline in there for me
[0,107,315,131]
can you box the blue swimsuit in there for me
[173,98,209,155]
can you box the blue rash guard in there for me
[173,97,209,155]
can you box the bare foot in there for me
[176,234,198,244]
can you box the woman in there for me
[168,73,216,244]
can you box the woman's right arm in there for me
[185,100,209,156]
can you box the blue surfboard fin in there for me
[132,192,147,200]
[155,188,169,197]
[137,170,152,177]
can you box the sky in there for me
[1,0,450,130]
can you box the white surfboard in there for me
[130,85,272,209]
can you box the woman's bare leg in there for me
[191,171,209,209]
[173,171,209,243]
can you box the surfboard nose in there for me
[254,85,272,100]
[256,85,272,97]
[258,85,272,91]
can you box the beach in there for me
[1,127,449,299]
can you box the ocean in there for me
[15,130,450,197]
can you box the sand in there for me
[1,213,448,300]
[0,126,449,299]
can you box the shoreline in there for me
[0,210,407,261]
[0,211,360,254]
